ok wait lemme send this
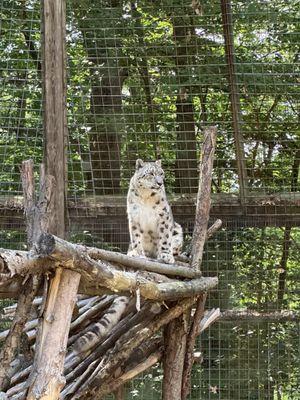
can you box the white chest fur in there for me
[135,203,159,233]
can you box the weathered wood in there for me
[97,350,162,398]
[0,193,299,235]
[180,129,217,399]
[191,126,217,270]
[0,160,42,391]
[69,296,114,333]
[87,247,200,279]
[207,219,222,239]
[113,386,125,400]
[0,250,51,279]
[71,297,196,400]
[26,1,81,398]
[199,308,220,332]
[70,296,128,356]
[19,297,114,345]
[63,302,160,379]
[0,277,40,391]
[162,313,189,400]
[34,233,218,300]
[27,271,80,400]
[220,309,300,322]
[162,127,217,400]
[3,298,43,316]
[0,318,38,342]
[180,125,217,397]
[20,160,35,247]
[181,294,207,400]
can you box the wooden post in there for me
[181,127,218,400]
[162,127,218,400]
[26,0,81,399]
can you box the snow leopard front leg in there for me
[127,217,146,258]
[157,209,175,264]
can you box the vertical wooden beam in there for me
[181,127,217,400]
[43,0,67,231]
[163,127,218,400]
[220,0,248,202]
[190,127,217,271]
[26,0,81,399]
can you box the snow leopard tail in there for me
[72,296,129,354]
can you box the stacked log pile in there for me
[0,293,221,400]
[0,238,219,399]
[0,127,220,399]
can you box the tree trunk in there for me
[162,313,189,400]
[172,17,198,193]
[74,1,125,194]
[220,0,248,201]
[88,69,124,194]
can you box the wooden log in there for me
[75,338,162,398]
[69,296,114,333]
[23,297,114,345]
[181,294,206,400]
[206,219,222,239]
[96,307,223,399]
[219,309,300,322]
[0,277,40,391]
[27,270,80,400]
[87,247,200,279]
[26,0,82,397]
[0,160,43,391]
[181,127,218,400]
[69,296,128,356]
[60,304,162,399]
[190,126,217,271]
[162,313,189,400]
[3,298,43,316]
[1,233,216,300]
[96,350,162,398]
[0,318,38,342]
[63,301,161,378]
[163,127,217,400]
[0,250,52,279]
[113,386,125,400]
[5,298,125,389]
[199,308,220,332]
[34,233,218,301]
[1,193,300,232]
[71,297,196,400]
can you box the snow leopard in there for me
[127,159,183,264]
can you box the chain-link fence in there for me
[0,0,299,398]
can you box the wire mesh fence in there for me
[0,0,299,399]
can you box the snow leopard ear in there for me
[136,159,144,170]
[155,159,162,167]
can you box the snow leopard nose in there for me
[155,176,163,186]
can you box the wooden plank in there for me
[0,194,299,234]
[26,0,81,399]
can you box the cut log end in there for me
[35,233,55,257]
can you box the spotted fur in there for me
[72,296,128,355]
[127,159,183,264]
